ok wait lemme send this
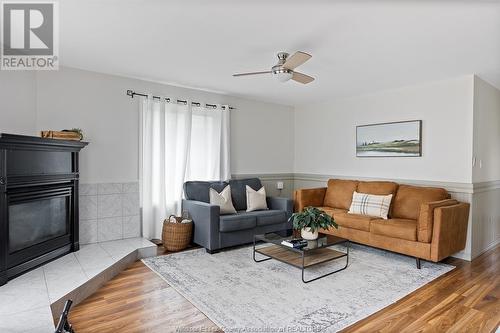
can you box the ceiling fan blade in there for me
[233,71,272,77]
[283,51,312,70]
[292,72,315,84]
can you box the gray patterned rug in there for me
[143,244,454,332]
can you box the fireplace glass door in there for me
[6,186,72,267]
[9,196,69,253]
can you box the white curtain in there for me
[140,97,230,239]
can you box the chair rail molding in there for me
[293,173,475,194]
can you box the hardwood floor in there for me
[342,245,499,333]
[68,260,219,333]
[69,245,500,333]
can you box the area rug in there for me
[143,244,454,332]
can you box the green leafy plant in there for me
[63,128,84,140]
[288,206,338,233]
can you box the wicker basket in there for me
[162,215,193,252]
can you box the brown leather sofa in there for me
[294,179,470,268]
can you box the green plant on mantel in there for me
[289,206,338,233]
[63,128,84,140]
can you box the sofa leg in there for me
[206,249,219,254]
[416,258,421,269]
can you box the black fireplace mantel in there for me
[0,134,88,285]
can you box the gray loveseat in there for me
[182,178,293,253]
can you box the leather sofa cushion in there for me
[244,210,287,227]
[370,218,417,241]
[294,188,327,212]
[323,179,358,210]
[317,206,347,218]
[229,178,263,211]
[184,181,228,203]
[357,181,399,217]
[335,212,378,232]
[392,185,449,220]
[219,213,256,232]
[357,181,398,196]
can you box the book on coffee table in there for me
[281,238,308,249]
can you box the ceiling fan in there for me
[233,51,315,84]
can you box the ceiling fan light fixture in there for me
[274,69,293,82]
[233,51,314,84]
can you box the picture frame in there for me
[356,120,422,157]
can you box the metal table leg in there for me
[253,237,272,263]
[301,241,350,283]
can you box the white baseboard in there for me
[472,238,500,260]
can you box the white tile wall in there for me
[98,183,123,195]
[98,216,123,242]
[123,182,139,193]
[79,182,141,244]
[80,195,97,220]
[123,215,141,238]
[80,219,98,244]
[123,192,140,216]
[98,194,122,218]
[79,184,97,196]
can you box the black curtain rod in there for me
[126,90,235,110]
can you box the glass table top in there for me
[255,230,348,252]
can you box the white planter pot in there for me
[301,227,318,240]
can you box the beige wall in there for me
[470,77,500,258]
[472,77,500,183]
[0,67,295,183]
[294,76,474,183]
[0,71,37,135]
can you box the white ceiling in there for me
[60,0,500,106]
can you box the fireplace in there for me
[0,134,87,285]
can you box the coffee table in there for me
[253,230,349,283]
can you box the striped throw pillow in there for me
[348,191,393,219]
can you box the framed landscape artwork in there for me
[356,120,422,157]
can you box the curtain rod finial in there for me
[126,90,134,98]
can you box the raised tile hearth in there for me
[0,237,156,333]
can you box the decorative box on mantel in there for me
[0,134,88,286]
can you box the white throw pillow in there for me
[348,191,393,219]
[246,185,268,212]
[209,185,237,215]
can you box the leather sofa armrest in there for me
[182,199,220,251]
[267,197,294,219]
[293,187,327,212]
[430,202,470,262]
[417,199,457,242]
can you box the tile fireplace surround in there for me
[0,182,150,332]
[79,182,141,244]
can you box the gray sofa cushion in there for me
[229,178,263,211]
[219,213,257,232]
[244,210,287,226]
[184,181,228,203]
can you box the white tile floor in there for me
[0,238,156,333]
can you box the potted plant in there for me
[289,206,338,240]
[62,128,84,140]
